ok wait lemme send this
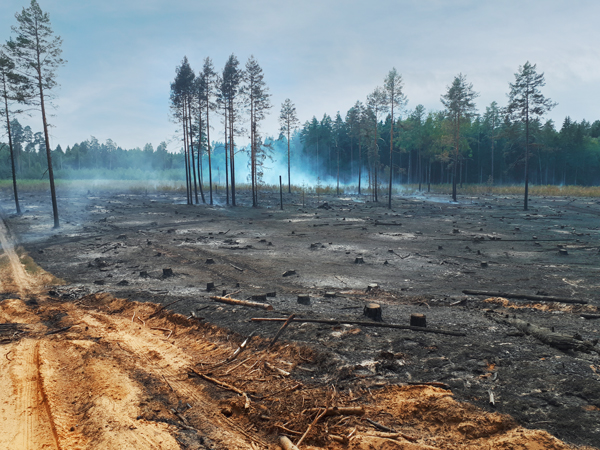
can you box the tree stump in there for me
[297,294,311,305]
[354,257,365,264]
[205,258,215,264]
[206,282,215,292]
[480,261,488,268]
[139,271,148,278]
[558,249,568,256]
[162,268,174,278]
[410,313,427,328]
[364,303,382,321]
[324,291,337,298]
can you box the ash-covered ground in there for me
[2,187,600,447]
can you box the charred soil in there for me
[1,187,599,449]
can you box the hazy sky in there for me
[1,0,599,151]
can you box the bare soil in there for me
[1,187,599,449]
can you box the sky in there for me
[1,0,599,152]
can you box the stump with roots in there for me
[364,303,382,321]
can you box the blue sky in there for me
[1,0,599,151]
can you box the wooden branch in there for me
[365,418,397,433]
[148,298,184,319]
[307,406,364,417]
[211,296,273,310]
[407,381,451,390]
[463,289,588,305]
[189,368,245,395]
[279,436,300,450]
[251,318,466,336]
[364,431,418,442]
[296,408,328,447]
[268,314,296,349]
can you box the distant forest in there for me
[3,108,599,188]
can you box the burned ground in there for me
[1,187,600,448]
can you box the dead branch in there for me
[147,298,184,319]
[365,418,397,433]
[279,436,300,450]
[268,314,296,349]
[364,431,419,442]
[150,327,173,339]
[229,263,244,272]
[296,408,328,447]
[307,406,364,417]
[251,317,466,336]
[463,289,588,305]
[407,381,451,390]
[210,332,255,369]
[189,368,245,395]
[211,296,273,310]
[265,361,291,377]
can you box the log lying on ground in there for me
[251,317,466,336]
[211,296,273,310]
[489,313,598,353]
[463,289,588,305]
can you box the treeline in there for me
[299,75,600,206]
[300,106,600,188]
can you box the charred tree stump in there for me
[354,257,365,264]
[364,303,382,321]
[162,268,174,278]
[410,313,427,328]
[206,282,215,292]
[297,294,311,305]
[205,258,215,264]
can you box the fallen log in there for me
[489,313,598,353]
[463,289,588,305]
[251,318,466,336]
[211,296,273,310]
[582,314,600,320]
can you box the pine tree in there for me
[383,68,406,209]
[279,98,299,193]
[506,62,555,211]
[7,0,65,227]
[221,54,243,206]
[0,49,29,215]
[201,57,216,205]
[440,73,478,202]
[244,56,271,206]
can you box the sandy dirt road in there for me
[0,203,598,449]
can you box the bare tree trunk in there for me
[38,81,59,227]
[3,88,21,215]
[207,101,213,205]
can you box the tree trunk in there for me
[3,87,21,215]
[38,78,59,227]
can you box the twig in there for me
[296,408,328,447]
[229,263,244,272]
[5,350,13,361]
[151,327,173,338]
[162,374,174,391]
[148,298,184,319]
[268,314,296,349]
[136,316,146,327]
[45,325,73,336]
[189,368,245,395]
[365,418,397,433]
